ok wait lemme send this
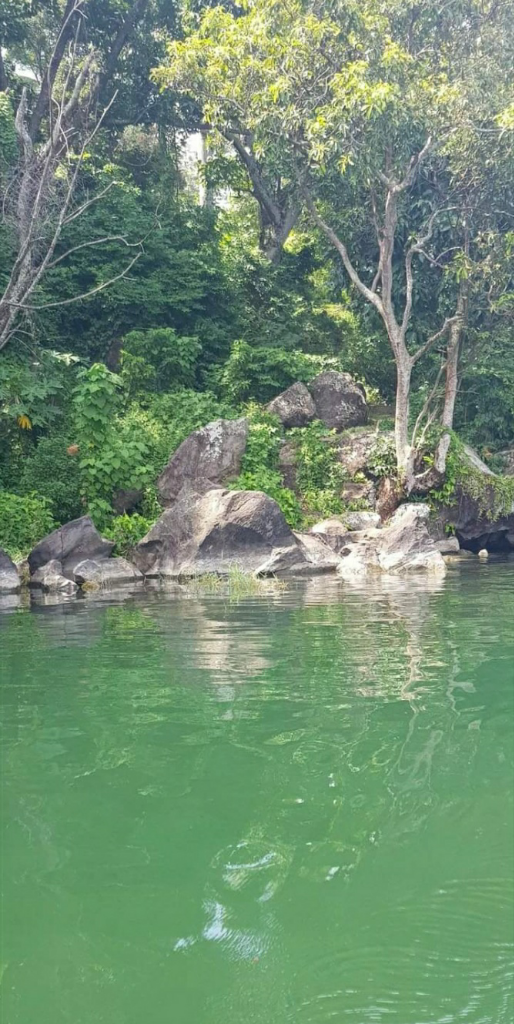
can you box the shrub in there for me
[0,491,55,558]
[228,407,302,527]
[291,420,345,494]
[146,389,237,469]
[217,340,344,404]
[288,420,346,521]
[231,469,302,528]
[20,435,82,524]
[104,513,154,556]
[73,367,236,528]
[73,364,155,526]
[121,328,202,399]
[366,434,397,479]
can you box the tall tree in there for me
[157,0,514,487]
[0,0,171,351]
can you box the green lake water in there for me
[1,561,513,1024]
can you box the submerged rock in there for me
[309,371,368,431]
[158,417,249,507]
[30,559,78,594]
[0,548,20,593]
[294,532,342,572]
[28,516,114,578]
[73,557,143,587]
[266,382,316,428]
[256,532,341,576]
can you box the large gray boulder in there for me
[158,418,249,507]
[376,504,446,573]
[0,548,20,593]
[73,557,143,587]
[28,517,114,579]
[339,504,446,578]
[133,488,336,578]
[309,372,368,431]
[266,383,316,428]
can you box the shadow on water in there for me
[0,559,513,1024]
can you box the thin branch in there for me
[303,189,384,315]
[63,181,116,224]
[411,316,457,365]
[402,209,439,336]
[380,137,433,193]
[398,137,433,191]
[1,253,142,313]
[46,235,140,269]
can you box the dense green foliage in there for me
[228,407,302,527]
[0,0,513,552]
[0,492,55,560]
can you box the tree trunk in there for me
[394,354,414,486]
[434,285,467,474]
[0,45,7,92]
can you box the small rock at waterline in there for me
[478,548,489,559]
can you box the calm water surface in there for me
[1,561,513,1024]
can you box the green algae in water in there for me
[0,561,513,1024]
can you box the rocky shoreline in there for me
[2,373,513,606]
[0,493,506,609]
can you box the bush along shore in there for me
[2,369,513,602]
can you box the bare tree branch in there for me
[46,235,141,269]
[0,253,142,317]
[411,316,458,364]
[303,188,384,315]
[63,181,116,224]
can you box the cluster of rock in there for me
[0,497,446,598]
[2,517,144,595]
[1,370,512,600]
[266,372,367,430]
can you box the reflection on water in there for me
[1,561,513,1024]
